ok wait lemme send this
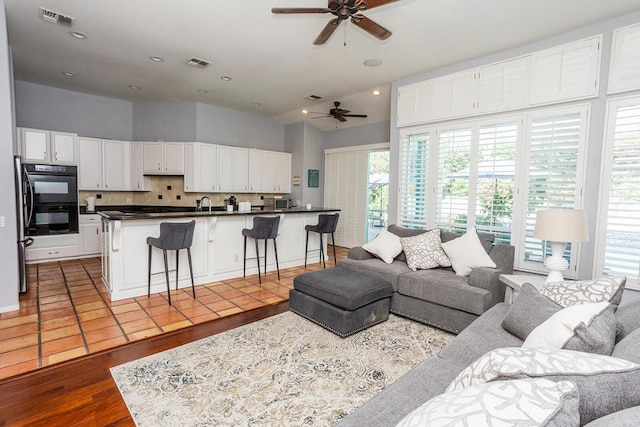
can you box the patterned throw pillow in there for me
[399,229,451,271]
[540,276,626,308]
[446,347,640,425]
[523,302,617,355]
[398,378,579,427]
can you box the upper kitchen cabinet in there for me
[217,146,249,193]
[184,143,217,193]
[248,149,264,192]
[78,137,130,191]
[18,127,77,164]
[142,141,184,175]
[609,22,640,94]
[264,151,291,193]
[530,35,601,105]
[131,142,151,191]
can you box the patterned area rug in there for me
[111,311,454,426]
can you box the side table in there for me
[499,274,547,303]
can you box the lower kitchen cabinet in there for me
[80,214,102,255]
[25,234,81,262]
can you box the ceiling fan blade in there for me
[271,7,331,14]
[313,18,341,45]
[351,14,392,40]
[342,114,368,118]
[337,116,348,122]
[359,0,401,10]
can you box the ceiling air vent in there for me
[39,7,75,27]
[305,95,323,101]
[186,57,210,68]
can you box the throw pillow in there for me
[440,226,496,276]
[540,276,626,309]
[523,301,617,355]
[387,224,427,263]
[502,283,563,340]
[397,378,579,427]
[399,229,451,271]
[446,347,640,425]
[361,229,403,264]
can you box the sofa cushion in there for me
[502,283,563,340]
[446,346,640,425]
[399,228,451,271]
[583,405,640,427]
[613,327,640,364]
[540,276,626,308]
[615,299,640,342]
[336,356,462,427]
[438,302,524,367]
[361,229,403,264]
[337,258,411,291]
[397,269,491,315]
[397,379,579,427]
[523,302,617,355]
[441,226,497,276]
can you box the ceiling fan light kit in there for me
[272,0,399,45]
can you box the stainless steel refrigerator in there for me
[14,155,33,293]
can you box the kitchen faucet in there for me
[199,196,212,214]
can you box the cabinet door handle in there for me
[43,151,47,160]
[55,152,58,161]
[48,251,59,255]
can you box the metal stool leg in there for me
[163,249,171,305]
[243,235,247,278]
[147,245,152,297]
[304,230,309,267]
[264,239,268,277]
[187,247,195,298]
[319,233,325,268]
[331,233,337,266]
[175,250,179,290]
[255,238,262,284]
[273,238,280,280]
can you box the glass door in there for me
[366,149,390,242]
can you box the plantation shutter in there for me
[596,99,640,290]
[399,131,431,228]
[520,107,587,275]
[436,126,473,234]
[474,120,519,244]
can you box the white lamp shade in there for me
[534,209,589,242]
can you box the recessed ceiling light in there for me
[251,102,261,106]
[129,85,140,90]
[197,89,208,93]
[150,56,164,62]
[363,58,382,67]
[69,31,87,39]
[62,71,75,77]
[220,76,232,81]
[302,109,309,114]
[372,89,381,96]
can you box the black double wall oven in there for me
[23,163,79,236]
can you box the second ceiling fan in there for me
[272,0,400,45]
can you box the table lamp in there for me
[533,209,588,284]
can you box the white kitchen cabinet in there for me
[25,234,80,262]
[276,152,291,193]
[78,137,130,191]
[263,151,291,193]
[200,144,218,192]
[131,141,150,191]
[19,127,77,164]
[142,141,184,175]
[248,149,264,192]
[80,214,102,256]
[217,146,249,192]
[234,147,249,192]
[183,143,198,192]
[217,145,234,192]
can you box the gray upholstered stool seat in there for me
[290,267,393,337]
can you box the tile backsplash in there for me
[79,176,270,209]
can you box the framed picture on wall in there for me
[308,169,319,188]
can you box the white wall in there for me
[0,1,19,312]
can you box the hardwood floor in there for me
[0,302,288,426]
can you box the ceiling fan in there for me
[310,101,368,122]
[272,0,400,45]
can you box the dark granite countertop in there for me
[97,206,340,221]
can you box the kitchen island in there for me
[99,207,340,300]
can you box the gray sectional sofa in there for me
[338,297,640,426]
[338,225,515,333]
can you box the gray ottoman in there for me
[289,267,393,337]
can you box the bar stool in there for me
[305,213,339,268]
[147,220,196,305]
[243,216,280,284]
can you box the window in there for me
[596,97,640,290]
[518,106,588,275]
[399,129,431,229]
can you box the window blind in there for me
[597,100,640,289]
[399,131,431,228]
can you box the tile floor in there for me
[0,246,348,380]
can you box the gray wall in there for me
[323,120,390,150]
[389,11,640,281]
[132,102,196,141]
[284,122,304,205]
[303,123,325,207]
[15,81,133,140]
[0,1,19,311]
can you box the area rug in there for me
[111,311,454,426]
